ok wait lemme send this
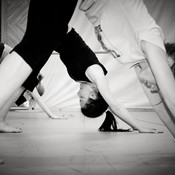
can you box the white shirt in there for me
[80,0,165,66]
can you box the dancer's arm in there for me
[26,90,64,119]
[135,62,175,138]
[86,65,160,133]
[141,41,175,117]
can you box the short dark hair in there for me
[81,91,108,118]
[165,42,175,77]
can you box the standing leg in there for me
[0,52,31,110]
[0,0,78,110]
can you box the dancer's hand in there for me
[137,128,163,134]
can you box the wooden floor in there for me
[0,109,175,175]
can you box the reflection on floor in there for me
[0,108,175,175]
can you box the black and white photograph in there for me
[0,0,175,174]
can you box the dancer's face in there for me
[138,56,174,92]
[77,82,97,107]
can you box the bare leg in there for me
[0,87,25,133]
[0,51,32,110]
[135,66,175,139]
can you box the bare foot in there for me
[0,122,22,133]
